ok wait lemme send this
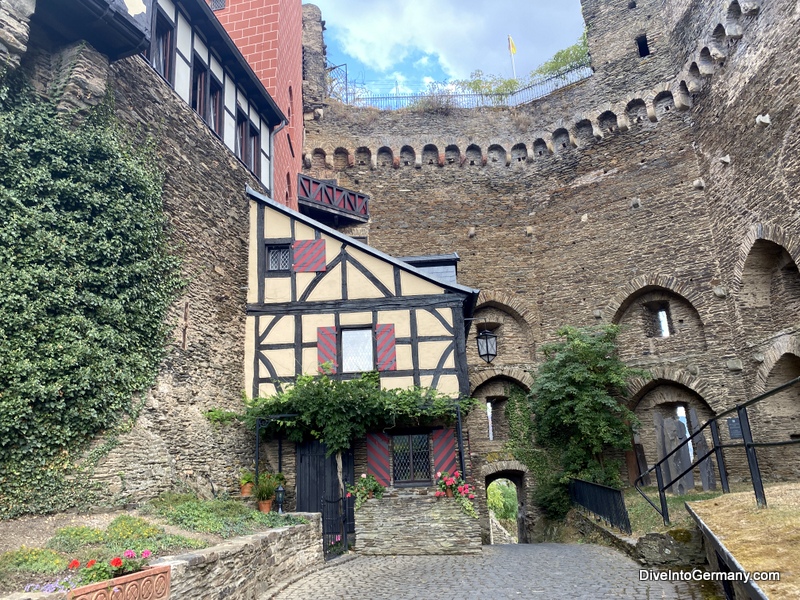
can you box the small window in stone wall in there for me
[643,301,674,338]
[636,35,651,58]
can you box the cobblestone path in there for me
[270,544,708,599]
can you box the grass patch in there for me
[625,486,728,535]
[146,493,307,538]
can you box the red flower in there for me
[68,560,80,570]
[86,560,97,568]
[469,494,475,499]
[346,492,351,498]
[110,557,123,568]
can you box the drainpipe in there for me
[269,119,288,201]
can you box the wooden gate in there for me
[295,440,354,512]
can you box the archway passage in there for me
[486,478,518,544]
[750,353,800,480]
[485,470,527,543]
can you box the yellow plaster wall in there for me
[262,349,295,377]
[264,277,292,303]
[293,222,317,241]
[378,311,411,337]
[396,344,413,371]
[258,382,278,398]
[339,312,372,326]
[265,209,292,238]
[400,270,446,296]
[419,341,455,369]
[260,315,294,344]
[416,309,454,337]
[306,263,342,301]
[347,247,396,293]
[346,264,385,299]
[248,202,259,304]
[381,375,415,390]
[302,347,319,374]
[302,314,335,342]
[418,374,460,396]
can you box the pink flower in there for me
[469,494,475,499]
[346,492,352,498]
[453,471,460,478]
[361,474,367,479]
[123,550,136,559]
[141,550,152,559]
[436,472,442,478]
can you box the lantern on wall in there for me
[276,485,285,514]
[476,329,498,364]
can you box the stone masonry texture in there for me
[302,0,800,534]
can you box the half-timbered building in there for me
[245,185,479,511]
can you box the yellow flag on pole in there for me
[508,35,517,55]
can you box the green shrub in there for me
[45,526,105,553]
[0,547,67,574]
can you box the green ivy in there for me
[243,371,474,456]
[0,75,183,518]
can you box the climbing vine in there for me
[243,371,474,456]
[0,74,183,518]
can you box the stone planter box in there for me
[67,565,171,600]
[355,496,481,555]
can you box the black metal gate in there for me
[322,493,354,559]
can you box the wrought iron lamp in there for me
[276,485,285,514]
[476,329,498,363]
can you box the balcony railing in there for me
[297,173,369,223]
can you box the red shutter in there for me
[375,324,396,371]
[432,428,458,476]
[317,326,337,372]
[366,432,391,487]
[293,239,326,272]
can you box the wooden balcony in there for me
[297,173,369,224]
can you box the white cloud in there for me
[309,0,585,80]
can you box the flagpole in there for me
[508,35,517,79]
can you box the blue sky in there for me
[306,0,586,94]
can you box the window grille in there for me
[268,246,290,271]
[392,434,431,483]
[210,0,226,10]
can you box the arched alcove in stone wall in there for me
[699,47,715,74]
[653,91,675,118]
[422,143,439,166]
[711,24,728,59]
[333,147,350,170]
[726,1,744,38]
[400,145,415,167]
[629,381,716,476]
[445,144,460,165]
[533,138,549,157]
[468,303,534,367]
[552,128,571,152]
[574,119,595,145]
[311,148,326,170]
[739,239,800,342]
[749,353,800,480]
[466,144,482,166]
[377,146,393,167]
[487,144,506,165]
[511,143,527,163]
[598,111,619,134]
[355,146,371,166]
[614,286,707,360]
[625,99,648,125]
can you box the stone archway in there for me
[479,460,532,544]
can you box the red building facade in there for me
[213,0,303,209]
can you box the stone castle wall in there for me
[302,0,800,509]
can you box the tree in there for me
[530,30,590,78]
[530,324,640,485]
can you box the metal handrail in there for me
[634,376,800,524]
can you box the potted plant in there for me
[434,470,477,517]
[239,469,256,497]
[345,473,385,509]
[254,473,277,512]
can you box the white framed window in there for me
[341,328,373,373]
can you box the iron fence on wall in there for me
[569,478,632,535]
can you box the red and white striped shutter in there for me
[317,326,337,372]
[375,324,396,371]
[366,432,391,487]
[431,428,458,475]
[292,240,326,272]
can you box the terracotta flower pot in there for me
[240,482,254,497]
[258,499,273,513]
[367,490,374,499]
[67,564,171,600]
[445,488,454,498]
